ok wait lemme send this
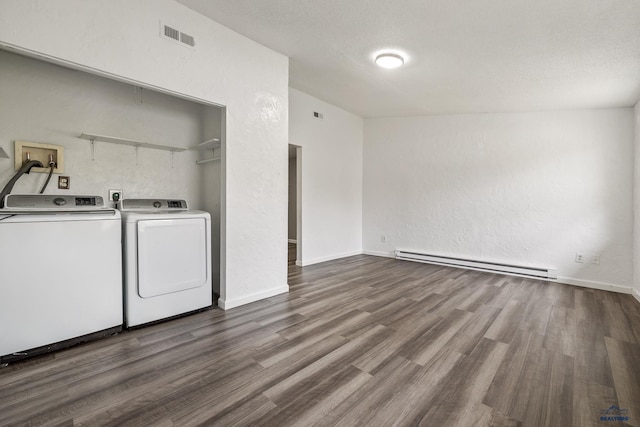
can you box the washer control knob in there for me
[53,197,67,206]
[153,201,162,208]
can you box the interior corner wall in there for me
[289,88,363,265]
[364,109,634,289]
[634,101,640,300]
[201,107,223,297]
[0,0,289,309]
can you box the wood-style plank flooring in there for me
[1,244,640,426]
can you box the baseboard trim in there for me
[363,250,396,258]
[299,249,637,298]
[288,239,297,244]
[362,253,634,295]
[297,250,363,267]
[218,285,289,310]
[555,276,632,294]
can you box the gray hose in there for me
[39,165,55,194]
[0,160,44,208]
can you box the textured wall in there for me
[364,110,634,289]
[289,88,363,265]
[0,50,204,205]
[0,0,289,309]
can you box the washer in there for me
[119,199,212,327]
[0,194,123,364]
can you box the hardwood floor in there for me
[1,249,640,426]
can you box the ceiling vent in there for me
[161,22,195,48]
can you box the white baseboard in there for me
[297,250,362,267]
[555,276,632,294]
[288,239,297,244]
[218,285,289,310]
[298,248,640,301]
[363,250,395,258]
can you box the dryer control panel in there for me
[118,199,188,212]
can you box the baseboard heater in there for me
[395,250,557,280]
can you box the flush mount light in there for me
[375,53,404,69]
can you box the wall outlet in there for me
[58,176,70,190]
[591,254,600,265]
[109,189,123,202]
[380,235,386,243]
[575,253,584,263]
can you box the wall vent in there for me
[180,32,195,47]
[164,25,180,41]
[161,22,195,48]
[395,250,557,280]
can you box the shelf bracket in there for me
[170,151,175,169]
[90,138,96,161]
[135,146,139,165]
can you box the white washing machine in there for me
[0,194,123,364]
[119,199,212,327]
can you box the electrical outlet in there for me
[58,176,70,190]
[380,235,386,243]
[109,189,123,202]
[575,253,584,263]
[591,254,600,265]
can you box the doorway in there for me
[288,144,301,266]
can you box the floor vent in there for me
[161,23,195,48]
[395,250,557,280]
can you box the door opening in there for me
[288,144,301,267]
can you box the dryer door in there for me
[137,218,208,298]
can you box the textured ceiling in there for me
[177,0,640,118]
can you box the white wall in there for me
[364,109,634,290]
[0,0,289,309]
[289,88,363,266]
[0,50,204,204]
[634,101,640,301]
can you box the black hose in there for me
[39,165,54,194]
[0,160,44,208]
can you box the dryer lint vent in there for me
[161,22,195,47]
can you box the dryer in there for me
[119,199,212,327]
[0,194,122,364]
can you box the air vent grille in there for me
[161,23,195,48]
[180,32,195,47]
[164,25,180,41]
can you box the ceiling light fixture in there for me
[375,53,404,69]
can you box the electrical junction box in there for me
[14,140,64,174]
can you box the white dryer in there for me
[119,199,212,327]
